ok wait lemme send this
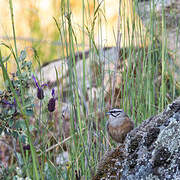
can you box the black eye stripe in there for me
[111,113,117,117]
[116,112,121,117]
[110,112,121,117]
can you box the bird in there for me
[106,108,134,143]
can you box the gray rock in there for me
[93,97,180,180]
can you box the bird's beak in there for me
[106,112,111,115]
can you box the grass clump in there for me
[0,0,180,179]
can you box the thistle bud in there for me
[32,75,47,100]
[48,98,56,112]
[48,88,56,112]
[37,88,44,100]
[23,144,30,151]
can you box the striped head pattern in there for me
[106,108,125,118]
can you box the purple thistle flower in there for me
[1,98,17,110]
[2,98,16,107]
[1,98,18,115]
[32,75,48,100]
[48,88,56,112]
